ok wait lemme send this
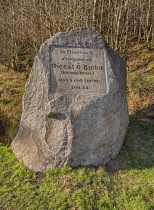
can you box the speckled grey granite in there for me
[11,27,129,171]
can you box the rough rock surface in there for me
[11,27,129,171]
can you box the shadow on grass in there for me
[0,112,12,146]
[0,111,19,146]
[110,103,154,171]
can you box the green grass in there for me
[115,115,154,170]
[147,60,154,69]
[0,143,154,210]
[127,72,154,113]
[0,67,27,144]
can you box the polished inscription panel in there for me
[50,46,107,95]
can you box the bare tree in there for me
[0,0,153,70]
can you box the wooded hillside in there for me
[0,0,153,71]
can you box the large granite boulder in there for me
[11,27,129,171]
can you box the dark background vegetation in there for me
[0,0,153,71]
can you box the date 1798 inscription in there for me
[50,46,107,94]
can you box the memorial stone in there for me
[11,27,129,171]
